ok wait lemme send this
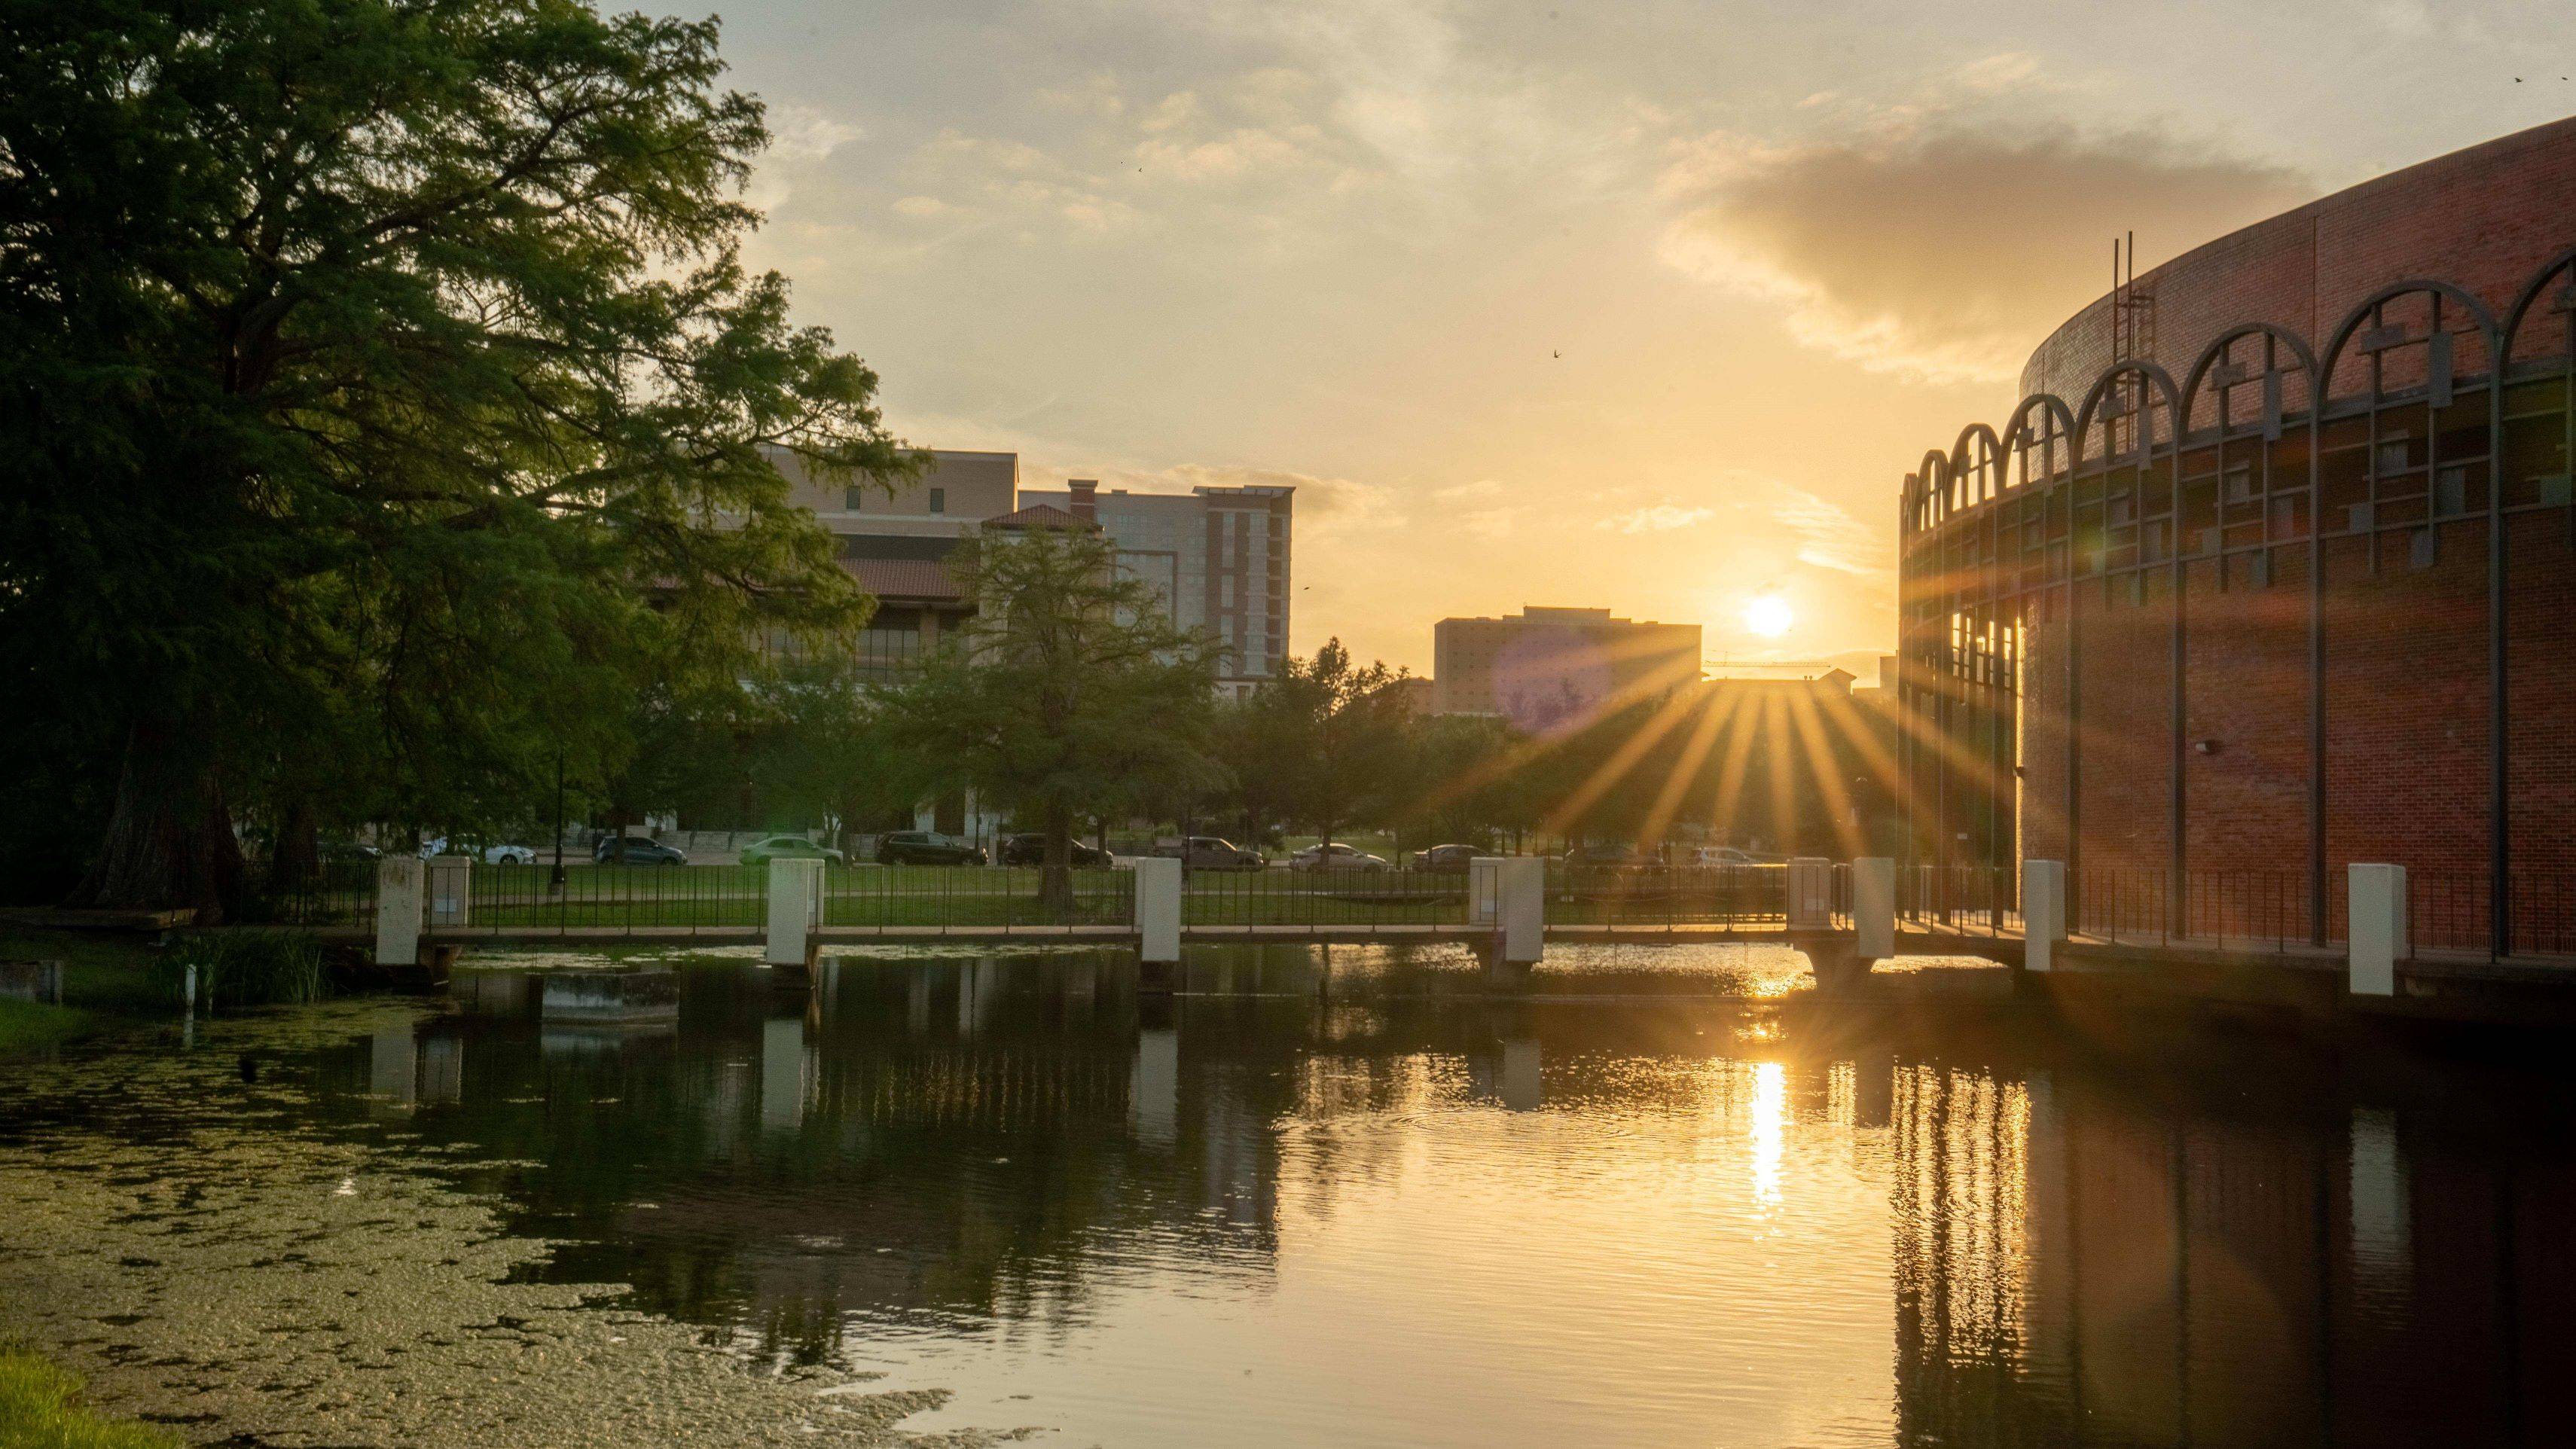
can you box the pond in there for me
[2,944,2569,1446]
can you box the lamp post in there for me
[550,752,566,893]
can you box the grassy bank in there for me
[0,1348,175,1448]
[0,999,93,1052]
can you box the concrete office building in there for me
[765,446,1018,676]
[1432,607,1702,723]
[1017,478,1294,695]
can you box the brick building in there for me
[1432,606,1702,723]
[1897,117,2576,953]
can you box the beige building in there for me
[765,447,1020,674]
[1432,607,1702,723]
[1015,479,1293,696]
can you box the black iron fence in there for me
[1182,866,1467,928]
[465,863,768,935]
[245,859,380,927]
[826,865,1133,929]
[1899,865,2020,936]
[1543,863,1793,929]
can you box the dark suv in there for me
[594,835,686,865]
[876,831,989,865]
[998,834,1111,868]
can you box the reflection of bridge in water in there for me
[328,951,2576,1441]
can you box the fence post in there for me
[374,857,424,967]
[1787,858,1833,929]
[424,856,472,932]
[2022,859,2066,972]
[765,858,823,968]
[1854,858,1896,961]
[2348,863,2406,997]
[1135,856,1182,964]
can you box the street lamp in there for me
[550,752,567,892]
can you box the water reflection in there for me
[17,944,2576,1447]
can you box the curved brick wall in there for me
[2019,117,2576,404]
[1902,119,2576,954]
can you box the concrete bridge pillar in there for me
[2348,863,2406,997]
[2022,859,2066,972]
[765,857,825,971]
[1135,856,1183,993]
[1854,857,1895,961]
[375,857,423,967]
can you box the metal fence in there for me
[1182,867,1468,928]
[1898,865,2020,937]
[826,865,1133,929]
[465,863,769,935]
[1542,863,1792,928]
[247,859,380,927]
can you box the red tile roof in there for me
[984,503,1092,530]
[847,557,963,600]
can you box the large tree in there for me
[0,0,906,916]
[878,524,1217,911]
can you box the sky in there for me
[674,0,2576,682]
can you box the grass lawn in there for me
[0,1348,175,1448]
[0,928,166,1013]
[0,998,93,1052]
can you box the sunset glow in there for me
[1744,596,1793,639]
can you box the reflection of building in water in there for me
[1891,1066,2576,1447]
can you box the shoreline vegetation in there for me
[0,929,164,1052]
[0,1347,176,1449]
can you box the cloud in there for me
[1659,120,2312,384]
[1596,504,1715,534]
[767,105,865,163]
[1460,506,1519,538]
[1435,478,1503,500]
[1764,482,1883,577]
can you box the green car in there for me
[740,834,847,866]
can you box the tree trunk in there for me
[72,718,245,923]
[1039,801,1074,915]
[272,794,319,887]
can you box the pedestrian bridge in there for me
[294,853,2526,1009]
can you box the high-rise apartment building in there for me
[1432,607,1702,722]
[1017,479,1293,695]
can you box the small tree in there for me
[880,526,1217,910]
[1260,641,1411,858]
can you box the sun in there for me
[1743,594,1793,639]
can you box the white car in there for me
[484,843,539,865]
[1287,843,1390,873]
[1691,846,1764,868]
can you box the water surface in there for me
[2,943,2569,1446]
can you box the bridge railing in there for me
[1543,863,1789,929]
[466,862,768,935]
[1899,865,2019,937]
[1181,865,1467,928]
[828,865,1134,930]
[244,858,380,927]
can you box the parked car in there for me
[1562,841,1650,871]
[1411,843,1481,874]
[484,843,539,865]
[876,831,988,866]
[1689,845,1763,868]
[1286,843,1390,873]
[1152,836,1265,871]
[740,834,847,866]
[319,840,380,863]
[594,835,686,866]
[997,834,1112,868]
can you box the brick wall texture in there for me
[1912,118,2576,950]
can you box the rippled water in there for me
[4,943,2571,1446]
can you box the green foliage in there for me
[0,1347,179,1449]
[0,1000,95,1054]
[878,526,1219,898]
[157,931,328,1009]
[1220,640,1412,850]
[0,0,909,914]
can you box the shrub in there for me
[156,931,328,1009]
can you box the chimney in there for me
[1067,478,1097,524]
